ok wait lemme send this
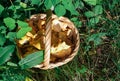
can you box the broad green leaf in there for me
[44,0,53,9]
[17,20,29,27]
[0,45,15,65]
[4,17,16,31]
[0,34,6,46]
[93,5,103,15]
[31,0,40,5]
[0,4,4,15]
[84,11,95,18]
[83,0,97,5]
[55,4,66,16]
[16,27,32,39]
[19,51,44,69]
[89,17,99,24]
[51,0,61,6]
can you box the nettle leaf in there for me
[4,17,16,31]
[44,0,52,9]
[84,11,95,18]
[31,0,40,5]
[0,4,4,15]
[93,5,103,15]
[55,4,66,16]
[83,0,97,6]
[87,33,106,46]
[16,27,32,39]
[0,45,15,65]
[17,20,29,27]
[0,33,6,46]
[19,51,44,69]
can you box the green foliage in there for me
[83,0,97,5]
[87,33,106,46]
[16,27,32,39]
[3,17,16,31]
[0,0,120,81]
[55,4,66,16]
[19,51,44,69]
[0,34,6,46]
[44,0,52,9]
[0,4,4,15]
[0,45,15,65]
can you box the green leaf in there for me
[16,27,32,39]
[17,20,29,27]
[0,34,6,46]
[89,17,99,25]
[62,0,78,15]
[87,33,106,46]
[4,17,16,31]
[0,45,15,65]
[55,4,66,16]
[0,26,7,34]
[7,62,18,67]
[20,2,27,8]
[83,0,97,5]
[44,0,53,9]
[93,5,103,15]
[0,4,4,15]
[74,1,84,9]
[79,65,88,74]
[31,0,40,5]
[51,0,61,6]
[84,11,95,18]
[19,51,44,69]
[6,32,16,41]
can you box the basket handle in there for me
[43,10,52,69]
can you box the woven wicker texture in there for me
[29,14,80,69]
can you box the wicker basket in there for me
[21,14,80,70]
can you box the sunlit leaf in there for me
[17,20,29,27]
[19,51,44,69]
[16,27,32,39]
[4,17,16,31]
